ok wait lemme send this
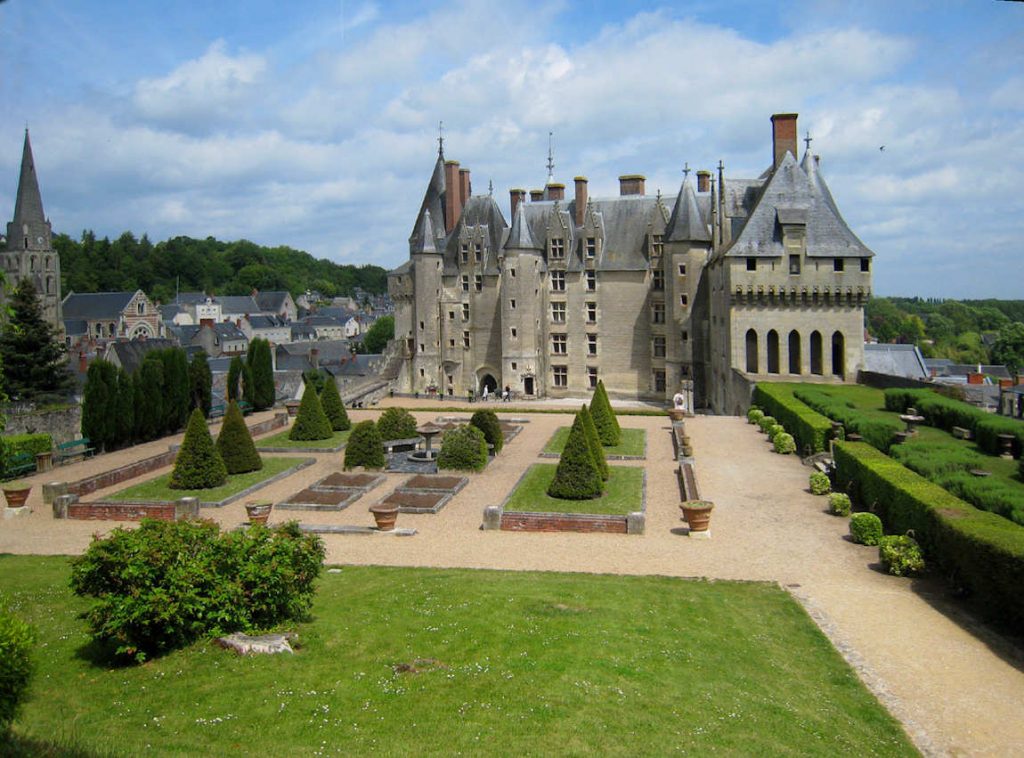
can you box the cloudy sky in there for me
[1,0,1022,298]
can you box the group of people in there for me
[481,385,512,402]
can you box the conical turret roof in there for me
[665,178,710,242]
[504,198,541,250]
[7,129,50,248]
[411,209,439,254]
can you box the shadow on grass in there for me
[0,730,124,758]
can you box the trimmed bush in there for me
[215,400,263,475]
[747,407,765,425]
[795,387,901,453]
[879,535,925,577]
[828,492,852,516]
[809,471,831,495]
[590,381,621,446]
[437,424,488,472]
[547,413,603,499]
[0,432,53,478]
[289,382,333,441]
[757,415,777,434]
[0,606,35,729]
[170,408,228,490]
[752,383,833,453]
[248,338,275,411]
[470,409,504,454]
[378,407,418,442]
[580,404,609,481]
[849,512,883,546]
[767,423,784,441]
[319,376,351,432]
[343,421,385,470]
[773,432,796,455]
[70,519,324,662]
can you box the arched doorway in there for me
[478,373,498,397]
[745,329,758,373]
[831,332,845,378]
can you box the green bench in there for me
[210,401,252,419]
[4,451,37,479]
[56,438,94,464]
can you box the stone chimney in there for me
[574,177,588,227]
[696,170,710,193]
[619,175,645,196]
[545,183,565,201]
[459,168,471,206]
[530,189,544,202]
[443,160,462,233]
[771,113,798,169]
[510,188,526,217]
[310,347,320,370]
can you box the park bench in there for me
[382,437,420,454]
[56,438,94,465]
[3,451,37,479]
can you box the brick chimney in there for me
[459,168,471,207]
[545,182,565,201]
[78,351,87,374]
[510,188,526,217]
[574,176,588,227]
[530,189,544,202]
[200,318,214,328]
[696,170,710,193]
[619,175,645,196]
[443,160,462,233]
[771,113,798,169]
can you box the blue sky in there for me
[1,0,1022,298]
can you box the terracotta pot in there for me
[369,504,399,531]
[245,501,273,525]
[680,500,714,532]
[3,486,31,509]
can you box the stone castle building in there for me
[1,130,63,330]
[388,113,873,413]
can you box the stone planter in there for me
[680,500,714,534]
[35,451,54,473]
[3,485,32,509]
[369,504,399,531]
[245,501,273,525]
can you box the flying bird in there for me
[879,146,886,151]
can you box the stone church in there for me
[388,113,873,413]
[1,130,63,330]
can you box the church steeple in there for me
[8,129,51,251]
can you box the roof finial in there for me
[804,131,812,151]
[488,179,493,196]
[546,131,555,184]
[682,162,690,180]
[437,120,445,157]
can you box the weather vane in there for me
[438,121,445,156]
[546,131,555,183]
[682,162,690,180]
[804,131,812,151]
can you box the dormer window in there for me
[651,234,664,256]
[460,244,469,264]
[473,243,482,263]
[551,271,566,291]
[833,258,844,272]
[789,255,801,275]
[461,275,469,292]
[585,237,596,258]
[138,302,145,315]
[652,270,664,291]
[550,239,565,259]
[860,258,870,272]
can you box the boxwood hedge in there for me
[751,384,832,454]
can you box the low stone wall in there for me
[4,404,82,444]
[53,494,199,523]
[500,511,630,533]
[67,450,177,497]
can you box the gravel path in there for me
[2,401,1022,756]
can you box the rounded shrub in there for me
[377,407,418,442]
[757,415,777,434]
[828,492,852,516]
[879,534,926,577]
[343,421,385,470]
[437,424,488,472]
[747,407,765,425]
[216,400,263,475]
[767,423,785,441]
[319,376,351,432]
[170,408,228,489]
[470,409,504,454]
[849,512,883,546]
[809,471,831,495]
[289,381,333,441]
[547,414,603,500]
[0,607,35,730]
[773,432,796,455]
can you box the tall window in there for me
[551,271,566,291]
[475,275,482,292]
[509,299,516,310]
[461,244,469,263]
[789,254,801,275]
[653,335,666,358]
[788,330,801,374]
[474,243,482,263]
[810,331,823,375]
[861,258,870,272]
[586,271,596,291]
[679,294,688,307]
[461,275,469,292]
[586,302,597,322]
[651,234,664,256]
[746,257,757,272]
[551,334,567,355]
[587,367,598,389]
[551,302,566,322]
[654,370,666,393]
[745,329,758,373]
[463,331,470,348]
[587,334,598,355]
[652,270,665,290]
[833,258,845,272]
[552,365,568,388]
[550,238,565,259]
[462,303,470,320]
[585,237,596,258]
[832,331,845,378]
[767,330,780,374]
[652,303,665,324]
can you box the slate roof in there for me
[278,340,353,364]
[254,290,291,312]
[665,179,711,243]
[217,295,261,315]
[588,195,661,271]
[62,291,137,320]
[171,323,248,344]
[105,338,176,374]
[247,314,288,329]
[7,130,48,244]
[63,319,88,336]
[160,304,186,321]
[410,153,447,249]
[863,343,929,380]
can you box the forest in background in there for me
[50,231,389,304]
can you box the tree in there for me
[135,355,165,442]
[437,424,488,472]
[0,279,74,401]
[377,407,417,441]
[215,400,262,474]
[226,356,243,402]
[547,411,603,499]
[590,381,621,446]
[169,408,228,489]
[189,351,213,417]
[319,375,351,431]
[470,409,503,454]
[241,360,256,406]
[580,404,608,481]
[288,381,333,441]
[82,360,114,450]
[343,420,385,470]
[992,322,1024,378]
[361,315,394,354]
[115,368,135,446]
[160,347,190,434]
[248,338,275,411]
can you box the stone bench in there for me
[382,437,421,454]
[952,426,973,440]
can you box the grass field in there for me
[108,457,299,502]
[0,557,915,757]
[256,428,351,450]
[543,427,646,457]
[503,464,644,515]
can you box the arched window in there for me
[29,256,37,271]
[810,331,823,375]
[745,329,758,373]
[108,323,116,337]
[95,323,103,337]
[832,331,846,378]
[45,276,53,294]
[788,330,801,374]
[45,256,53,270]
[766,330,780,374]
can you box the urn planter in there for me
[245,501,273,525]
[668,408,685,423]
[3,484,32,509]
[680,500,714,534]
[369,504,399,531]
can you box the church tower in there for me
[2,130,63,329]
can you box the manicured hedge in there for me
[795,387,901,453]
[833,440,1024,632]
[751,384,832,454]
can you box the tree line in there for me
[50,232,389,304]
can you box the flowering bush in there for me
[879,534,925,576]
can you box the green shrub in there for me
[794,387,901,453]
[828,492,852,516]
[170,408,228,490]
[70,519,324,662]
[580,404,608,481]
[319,376,351,432]
[849,512,883,546]
[747,407,765,425]
[289,382,333,441]
[809,471,831,495]
[752,384,832,453]
[547,412,603,499]
[0,433,53,479]
[215,400,263,475]
[590,381,621,446]
[757,415,777,434]
[343,421,385,470]
[437,424,488,472]
[879,535,925,577]
[767,423,784,441]
[0,606,35,729]
[773,432,796,455]
[470,409,504,454]
[377,407,418,441]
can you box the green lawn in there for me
[256,428,351,449]
[0,557,915,757]
[543,427,646,457]
[108,457,300,503]
[504,463,644,515]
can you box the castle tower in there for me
[2,130,63,329]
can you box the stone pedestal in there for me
[2,506,30,520]
[482,505,502,530]
[626,511,645,535]
[175,497,200,520]
[35,451,54,473]
[42,481,68,505]
[52,493,78,519]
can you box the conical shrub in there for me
[590,380,621,446]
[319,376,351,431]
[216,400,263,474]
[580,403,608,480]
[547,411,603,499]
[470,409,503,454]
[170,408,228,489]
[344,420,385,470]
[289,381,333,441]
[377,407,417,441]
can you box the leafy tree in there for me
[0,606,35,730]
[865,297,903,343]
[580,404,608,481]
[319,375,350,431]
[361,315,394,354]
[343,420,385,470]
[248,338,275,411]
[0,279,74,401]
[992,322,1024,377]
[82,359,115,450]
[169,408,227,489]
[135,355,165,442]
[547,411,603,499]
[189,351,213,417]
[288,381,333,441]
[377,407,417,441]
[227,356,243,402]
[215,400,262,474]
[590,381,621,446]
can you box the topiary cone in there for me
[547,410,603,500]
[580,404,608,480]
[319,376,351,431]
[590,380,621,446]
[289,381,334,441]
[170,408,228,489]
[216,400,263,474]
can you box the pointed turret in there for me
[505,198,541,250]
[665,178,710,243]
[409,152,446,249]
[411,209,439,254]
[7,129,51,251]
